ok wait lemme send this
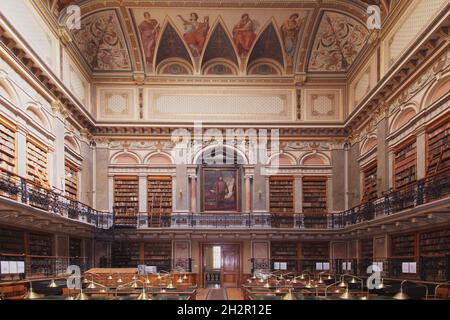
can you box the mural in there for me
[202,168,239,212]
[137,12,160,65]
[156,23,193,67]
[232,14,258,57]
[281,13,304,65]
[177,13,210,57]
[202,23,238,66]
[72,10,131,71]
[248,22,284,69]
[309,12,368,72]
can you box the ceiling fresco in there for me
[56,1,371,76]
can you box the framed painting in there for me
[202,167,240,212]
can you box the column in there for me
[16,127,27,177]
[416,127,427,180]
[245,175,252,213]
[190,175,197,213]
[327,176,333,212]
[138,175,147,227]
[108,175,114,212]
[294,176,303,213]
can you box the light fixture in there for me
[24,285,44,300]
[300,274,305,280]
[87,281,97,289]
[48,279,59,288]
[275,288,281,293]
[393,281,410,300]
[264,280,271,288]
[376,278,386,289]
[292,278,298,284]
[117,276,123,284]
[176,277,183,284]
[305,281,313,289]
[132,275,137,281]
[318,276,324,284]
[167,281,175,289]
[327,274,332,280]
[338,278,347,288]
[182,273,188,280]
[282,288,296,300]
[136,288,151,300]
[339,287,353,300]
[258,277,264,283]
[131,281,139,288]
[82,278,89,284]
[157,274,162,280]
[65,295,75,300]
[107,274,113,281]
[144,277,151,284]
[350,277,357,284]
[75,290,90,300]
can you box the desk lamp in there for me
[24,281,44,300]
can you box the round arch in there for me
[299,152,330,166]
[110,151,141,165]
[193,144,248,165]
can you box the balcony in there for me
[0,167,449,231]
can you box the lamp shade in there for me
[393,289,410,300]
[282,289,296,300]
[339,288,353,300]
[48,279,59,288]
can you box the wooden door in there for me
[221,244,240,288]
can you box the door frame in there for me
[199,242,243,288]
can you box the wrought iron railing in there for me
[1,167,449,230]
[0,168,113,229]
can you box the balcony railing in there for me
[0,168,113,229]
[1,167,449,231]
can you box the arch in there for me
[422,75,450,109]
[193,144,248,165]
[202,59,239,76]
[157,58,194,75]
[299,152,330,166]
[390,105,417,133]
[111,151,141,165]
[26,104,51,131]
[247,59,283,76]
[145,152,174,165]
[64,134,81,155]
[0,77,19,105]
[267,152,296,166]
[360,135,378,155]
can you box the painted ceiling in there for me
[52,0,374,76]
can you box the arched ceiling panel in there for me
[248,20,285,70]
[155,22,193,68]
[202,21,239,67]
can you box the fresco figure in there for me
[138,12,160,64]
[232,14,257,57]
[281,13,303,64]
[177,13,210,57]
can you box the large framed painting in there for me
[202,167,240,212]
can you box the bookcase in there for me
[111,241,140,268]
[144,241,172,271]
[302,176,327,213]
[426,115,449,177]
[65,160,78,200]
[69,238,82,258]
[361,162,377,202]
[419,229,450,257]
[147,176,173,224]
[393,138,416,189]
[360,238,373,259]
[269,176,294,213]
[270,241,299,271]
[0,227,24,254]
[113,176,139,226]
[391,234,416,258]
[300,242,330,272]
[29,233,52,256]
[26,136,49,186]
[0,115,16,173]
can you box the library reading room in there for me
[0,0,449,308]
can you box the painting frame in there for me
[201,166,240,213]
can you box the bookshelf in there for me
[269,176,294,213]
[360,238,373,259]
[302,176,327,213]
[0,115,16,173]
[29,233,52,256]
[114,176,139,226]
[419,229,450,257]
[144,242,172,271]
[391,234,415,258]
[0,227,24,254]
[361,162,377,202]
[300,242,330,272]
[271,241,299,271]
[65,160,78,200]
[69,238,82,258]
[393,138,416,189]
[111,241,140,268]
[426,115,449,177]
[147,176,172,226]
[26,136,49,186]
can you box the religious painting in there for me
[177,13,210,57]
[232,14,258,57]
[202,167,239,212]
[281,13,304,64]
[137,11,160,65]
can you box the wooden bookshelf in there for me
[69,238,82,258]
[0,115,16,173]
[361,162,377,203]
[393,138,416,189]
[302,176,327,213]
[143,241,172,271]
[426,114,449,177]
[360,238,373,259]
[29,233,52,256]
[0,227,24,254]
[301,242,330,260]
[65,160,78,200]
[111,241,141,268]
[113,176,139,226]
[419,229,450,257]
[269,176,294,213]
[26,136,49,186]
[271,241,299,271]
[147,176,173,224]
[391,233,416,258]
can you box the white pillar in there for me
[327,176,333,212]
[294,176,303,213]
[138,175,147,213]
[416,128,427,180]
[16,128,27,177]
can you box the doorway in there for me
[201,243,241,288]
